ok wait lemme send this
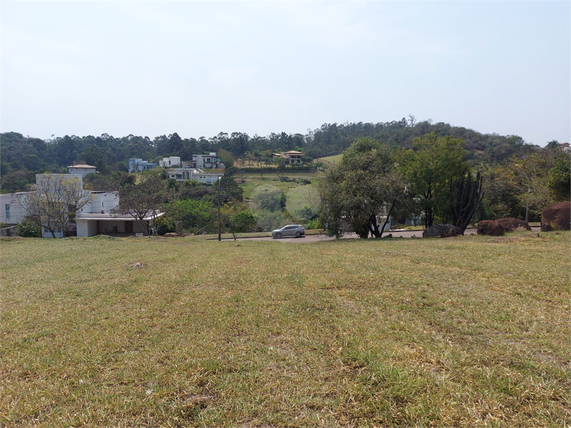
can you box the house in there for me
[76,210,163,237]
[128,158,157,172]
[283,150,303,164]
[159,156,181,168]
[2,172,163,238]
[67,161,97,178]
[272,150,304,164]
[166,167,223,184]
[190,152,224,169]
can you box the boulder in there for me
[163,232,178,237]
[495,217,531,231]
[422,224,461,238]
[541,201,571,231]
[477,220,505,236]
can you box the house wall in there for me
[68,167,97,178]
[77,219,149,237]
[77,219,98,237]
[167,168,223,184]
[82,192,119,214]
[159,157,181,168]
[0,193,31,225]
[42,226,64,238]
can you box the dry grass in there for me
[1,232,569,427]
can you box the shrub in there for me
[17,219,40,237]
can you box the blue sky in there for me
[1,0,569,146]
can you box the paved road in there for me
[238,229,434,243]
[235,226,540,243]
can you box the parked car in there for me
[272,224,305,239]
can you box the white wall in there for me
[82,192,119,214]
[0,193,31,224]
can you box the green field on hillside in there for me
[1,232,569,427]
[236,171,321,215]
[317,154,343,165]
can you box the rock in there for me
[541,201,570,231]
[422,224,461,238]
[163,232,178,237]
[477,220,505,236]
[495,217,531,231]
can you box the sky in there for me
[1,0,569,146]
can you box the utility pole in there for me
[218,177,222,241]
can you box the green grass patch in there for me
[317,154,343,165]
[1,232,569,426]
[236,171,320,216]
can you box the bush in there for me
[155,217,176,235]
[17,220,40,237]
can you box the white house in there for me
[72,189,164,237]
[1,173,163,238]
[67,161,97,178]
[159,156,181,168]
[166,167,223,184]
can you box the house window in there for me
[5,204,10,219]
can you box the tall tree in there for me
[396,132,468,227]
[547,153,571,201]
[490,151,563,222]
[449,170,485,233]
[113,169,175,235]
[318,137,407,238]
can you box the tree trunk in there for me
[379,200,397,237]
[369,214,381,238]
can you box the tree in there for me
[173,199,214,233]
[81,145,108,174]
[448,170,485,233]
[318,137,407,238]
[548,154,571,201]
[220,201,255,240]
[396,132,468,227]
[252,189,286,212]
[17,174,92,238]
[491,152,554,222]
[113,169,175,235]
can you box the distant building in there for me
[272,150,304,164]
[0,173,163,238]
[68,161,97,178]
[159,156,181,168]
[166,167,223,185]
[185,152,225,169]
[128,158,157,172]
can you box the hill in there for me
[1,119,538,193]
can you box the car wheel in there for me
[275,233,282,239]
[295,232,301,238]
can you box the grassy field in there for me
[1,232,569,427]
[236,171,320,214]
[317,154,343,165]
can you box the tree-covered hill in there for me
[1,119,538,193]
